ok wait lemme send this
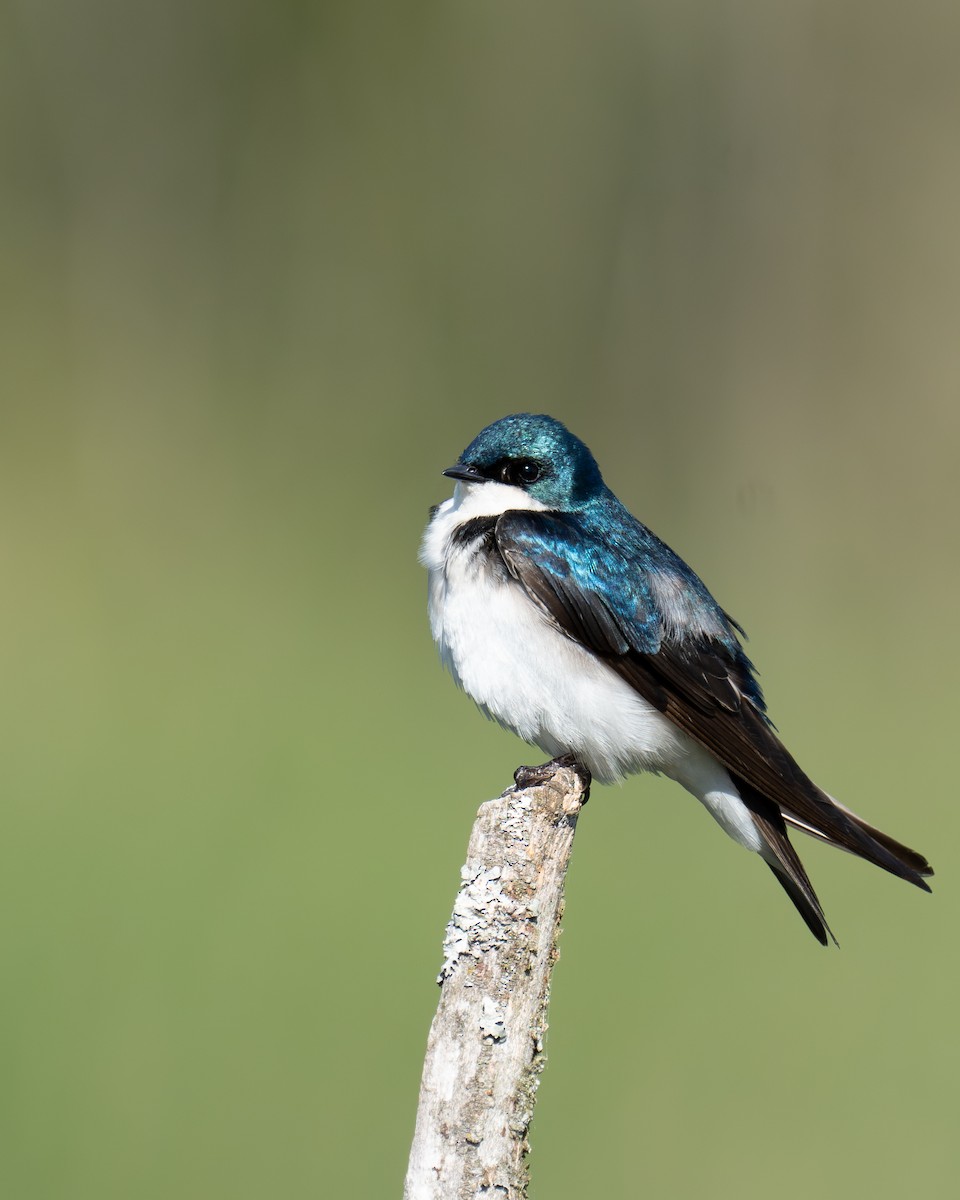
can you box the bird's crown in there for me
[452,413,604,507]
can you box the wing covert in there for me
[495,510,663,657]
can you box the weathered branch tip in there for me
[404,765,587,1200]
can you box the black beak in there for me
[442,463,486,483]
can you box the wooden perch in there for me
[404,764,588,1200]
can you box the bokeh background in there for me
[2,2,958,1196]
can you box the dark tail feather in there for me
[764,861,832,947]
[782,794,933,886]
[736,778,836,946]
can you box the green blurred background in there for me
[2,2,957,1196]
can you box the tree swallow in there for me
[420,413,932,944]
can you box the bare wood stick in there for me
[404,764,587,1200]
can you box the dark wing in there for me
[495,510,932,899]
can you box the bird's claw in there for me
[514,754,592,803]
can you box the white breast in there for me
[419,482,689,785]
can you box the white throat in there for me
[439,479,550,521]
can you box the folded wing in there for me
[495,509,932,893]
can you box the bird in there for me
[419,413,932,944]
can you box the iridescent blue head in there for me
[443,413,604,509]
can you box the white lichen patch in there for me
[498,791,533,844]
[437,860,534,983]
[479,996,507,1042]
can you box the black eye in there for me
[500,458,542,486]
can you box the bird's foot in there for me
[513,753,592,803]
